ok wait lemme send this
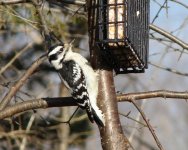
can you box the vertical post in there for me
[97,69,129,150]
[87,1,130,148]
[89,32,130,150]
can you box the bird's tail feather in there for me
[85,104,105,127]
[85,108,94,123]
[91,107,104,127]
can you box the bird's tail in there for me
[86,105,105,127]
[92,107,105,127]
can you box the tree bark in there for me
[87,1,130,148]
[97,70,129,150]
[88,30,130,150]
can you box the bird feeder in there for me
[88,0,150,73]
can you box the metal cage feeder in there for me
[88,0,150,74]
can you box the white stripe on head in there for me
[48,46,63,56]
[48,44,73,70]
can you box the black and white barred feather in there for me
[48,43,105,127]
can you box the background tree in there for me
[0,0,188,150]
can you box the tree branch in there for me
[0,55,47,111]
[32,0,51,49]
[98,70,129,150]
[170,0,188,9]
[149,62,188,77]
[149,24,188,50]
[117,90,188,102]
[0,43,33,75]
[131,99,164,150]
[0,0,31,5]
[1,90,188,120]
[47,0,85,6]
[0,97,76,120]
[0,0,85,6]
[119,89,188,150]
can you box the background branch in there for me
[32,0,51,49]
[1,90,188,121]
[117,90,188,102]
[0,55,47,111]
[0,0,85,6]
[0,43,32,75]
[0,0,31,5]
[131,100,164,150]
[47,0,85,6]
[0,97,76,120]
[149,24,188,50]
[149,62,188,77]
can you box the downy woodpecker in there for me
[48,43,105,127]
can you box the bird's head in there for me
[48,43,73,70]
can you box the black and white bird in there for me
[48,43,105,127]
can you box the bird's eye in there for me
[59,48,64,52]
[57,51,62,54]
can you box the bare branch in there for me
[0,0,86,6]
[117,90,188,102]
[150,62,188,77]
[119,112,147,127]
[131,100,164,150]
[126,130,158,150]
[118,89,188,150]
[0,43,32,75]
[0,97,76,120]
[0,89,188,121]
[32,0,51,48]
[151,0,168,23]
[19,114,35,150]
[47,0,85,6]
[149,24,188,50]
[0,55,47,110]
[0,0,31,5]
[1,89,188,120]
[170,0,188,9]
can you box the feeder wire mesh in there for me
[88,0,149,74]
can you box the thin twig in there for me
[170,0,188,9]
[150,35,188,54]
[125,130,158,150]
[0,6,38,29]
[0,0,85,6]
[152,0,168,23]
[117,90,188,102]
[119,112,147,127]
[0,0,31,5]
[32,0,51,49]
[150,62,188,77]
[131,99,164,150]
[19,114,35,150]
[52,114,88,124]
[149,24,188,50]
[0,43,32,75]
[0,55,47,110]
[47,0,85,6]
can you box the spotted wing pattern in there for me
[58,60,94,122]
